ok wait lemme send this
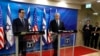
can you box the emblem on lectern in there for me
[65,37,70,44]
[27,41,34,48]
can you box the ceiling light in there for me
[97,0,100,2]
[93,12,98,15]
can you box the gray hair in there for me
[55,13,60,16]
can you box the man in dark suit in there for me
[49,13,65,56]
[90,22,100,49]
[12,9,29,56]
[82,20,92,47]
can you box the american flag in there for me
[0,6,4,50]
[32,8,39,43]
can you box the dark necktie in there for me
[22,19,25,26]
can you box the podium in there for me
[51,30,77,56]
[14,31,44,56]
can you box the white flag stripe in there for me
[27,7,30,14]
[0,41,3,48]
[0,6,4,49]
[28,17,32,31]
[8,4,11,14]
[28,17,31,24]
[0,28,3,40]
[32,35,38,42]
[33,25,38,31]
[43,18,46,25]
[0,41,4,48]
[0,28,4,48]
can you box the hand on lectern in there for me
[21,32,27,35]
[49,31,53,34]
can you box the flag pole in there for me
[72,33,75,56]
[58,33,60,56]
[15,36,19,56]
[40,35,42,56]
[49,8,52,56]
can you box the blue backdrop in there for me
[0,1,78,55]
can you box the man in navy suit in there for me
[49,13,65,56]
[90,22,100,49]
[12,9,29,56]
[82,20,92,47]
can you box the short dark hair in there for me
[18,9,24,13]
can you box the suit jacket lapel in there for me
[18,18,23,26]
